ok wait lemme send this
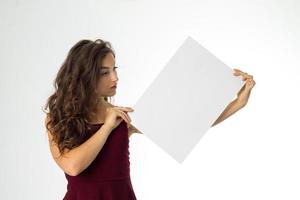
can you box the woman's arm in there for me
[211,98,245,127]
[46,116,113,176]
[211,68,255,127]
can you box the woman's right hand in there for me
[104,106,134,130]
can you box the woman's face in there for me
[97,52,119,97]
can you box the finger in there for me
[123,112,132,128]
[119,110,131,123]
[115,107,134,119]
[237,72,247,80]
[246,79,255,87]
[245,75,254,81]
[244,77,254,81]
[249,79,256,86]
[233,70,244,76]
[116,106,134,112]
[233,68,242,72]
[117,110,131,126]
[238,72,253,80]
[117,113,129,127]
[122,110,132,122]
[233,71,239,75]
[244,73,253,79]
[233,69,252,78]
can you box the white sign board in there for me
[131,36,244,163]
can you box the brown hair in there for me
[42,38,115,157]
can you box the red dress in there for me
[63,120,137,200]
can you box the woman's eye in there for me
[101,67,118,76]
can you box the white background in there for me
[0,0,299,199]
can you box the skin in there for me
[45,52,138,176]
[45,53,139,177]
[90,52,141,137]
[89,52,119,124]
[211,68,256,127]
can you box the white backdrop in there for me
[1,0,299,199]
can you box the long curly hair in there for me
[42,38,115,157]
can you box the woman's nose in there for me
[111,73,118,82]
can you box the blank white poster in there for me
[130,36,244,163]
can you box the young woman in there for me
[43,38,255,200]
[43,39,141,199]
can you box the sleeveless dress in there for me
[63,120,137,200]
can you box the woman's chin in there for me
[108,90,117,96]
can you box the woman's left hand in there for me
[233,68,256,106]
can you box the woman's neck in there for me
[89,97,113,123]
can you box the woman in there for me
[43,38,255,199]
[43,39,140,199]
